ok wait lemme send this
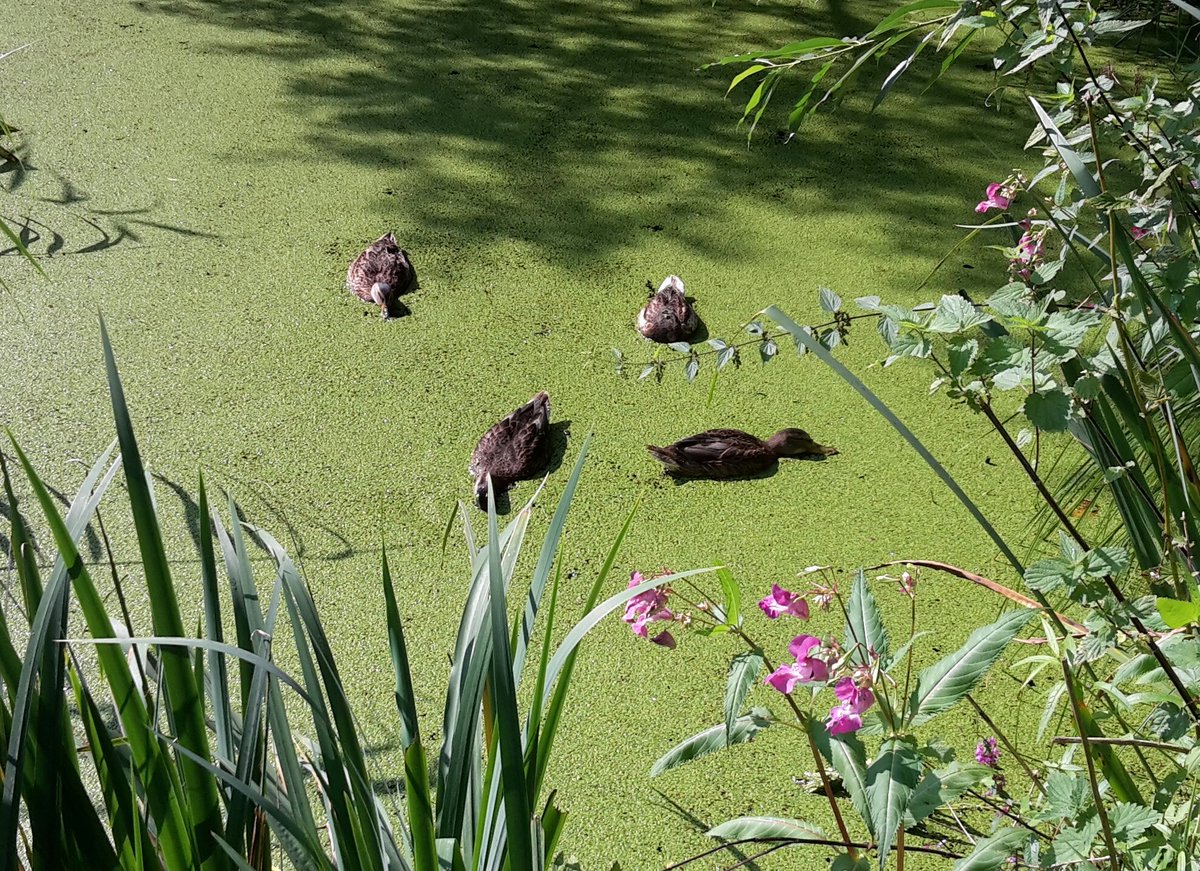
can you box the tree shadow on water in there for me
[131,0,1026,268]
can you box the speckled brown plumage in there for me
[637,275,697,343]
[345,232,416,318]
[469,392,551,509]
[647,428,837,479]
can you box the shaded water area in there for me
[5,0,1040,865]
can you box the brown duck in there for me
[469,392,552,510]
[647,428,837,479]
[637,275,697,343]
[345,232,417,318]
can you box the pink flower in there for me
[764,634,829,694]
[650,630,676,649]
[808,582,836,611]
[623,571,674,642]
[975,737,1001,767]
[1130,225,1150,240]
[975,183,1012,214]
[898,571,916,598]
[825,677,874,735]
[758,584,810,620]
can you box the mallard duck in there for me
[345,232,416,318]
[469,392,551,510]
[646,428,837,479]
[637,275,697,343]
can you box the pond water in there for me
[4,0,1036,865]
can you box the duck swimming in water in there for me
[647,428,837,479]
[637,275,697,343]
[346,232,416,318]
[469,392,552,510]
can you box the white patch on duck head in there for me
[657,275,686,295]
[370,282,391,307]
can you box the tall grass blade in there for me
[100,319,225,869]
[197,475,235,768]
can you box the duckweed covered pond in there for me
[5,0,1046,865]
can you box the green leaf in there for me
[947,339,978,376]
[1024,389,1071,432]
[885,332,932,365]
[1109,802,1160,843]
[928,294,991,333]
[819,286,842,313]
[1044,769,1089,819]
[808,719,871,836]
[904,762,991,826]
[1156,596,1200,628]
[716,567,741,627]
[845,570,889,665]
[867,0,958,38]
[1082,546,1128,578]
[909,610,1031,726]
[831,856,870,871]
[952,827,1031,870]
[1029,96,1101,198]
[650,709,773,777]
[1025,558,1071,593]
[866,738,921,867]
[706,816,825,841]
[724,653,764,746]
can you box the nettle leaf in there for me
[1030,258,1065,285]
[1024,389,1071,432]
[1053,814,1101,863]
[830,856,869,871]
[909,610,1031,726]
[1046,310,1099,348]
[973,336,1025,376]
[759,338,778,363]
[716,346,738,370]
[706,816,825,841]
[877,316,899,345]
[1045,769,1089,820]
[866,738,921,867]
[1025,558,1070,593]
[724,652,764,746]
[821,329,842,351]
[650,709,773,776]
[953,827,1031,870]
[819,286,843,313]
[904,762,991,827]
[947,339,978,376]
[845,570,889,665]
[885,332,932,366]
[1082,546,1128,578]
[986,283,1039,318]
[684,356,700,382]
[928,294,992,333]
[745,322,764,336]
[856,295,882,311]
[1073,374,1101,400]
[668,341,692,353]
[1109,802,1160,843]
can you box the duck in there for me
[469,392,552,510]
[637,275,697,343]
[646,428,837,479]
[345,232,416,318]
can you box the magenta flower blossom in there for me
[1130,225,1150,240]
[758,584,811,620]
[975,183,1012,214]
[826,677,875,735]
[623,571,675,643]
[764,634,829,694]
[1015,231,1044,264]
[975,737,1001,767]
[898,571,916,598]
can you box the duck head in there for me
[474,474,503,511]
[766,428,838,458]
[370,281,393,318]
[657,274,686,298]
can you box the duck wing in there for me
[647,429,772,478]
[346,235,415,300]
[470,392,551,481]
[638,285,697,343]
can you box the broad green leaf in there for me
[866,738,921,867]
[1156,596,1200,628]
[868,0,958,38]
[928,294,991,333]
[885,332,932,365]
[1053,815,1101,862]
[706,816,825,841]
[1044,769,1088,820]
[1024,389,1071,432]
[724,652,764,746]
[1109,802,1160,843]
[1082,546,1128,578]
[845,570,888,665]
[947,339,978,376]
[952,827,1031,870]
[650,710,772,777]
[904,762,990,826]
[831,856,870,871]
[1029,97,1101,198]
[909,610,1031,725]
[1025,558,1070,593]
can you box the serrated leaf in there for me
[668,341,692,353]
[856,295,882,311]
[904,762,991,826]
[650,709,773,776]
[952,828,1031,870]
[947,339,978,376]
[760,338,778,363]
[808,719,871,836]
[821,329,842,350]
[885,332,931,365]
[745,322,764,336]
[1109,802,1160,843]
[867,738,921,867]
[724,653,764,746]
[1053,814,1101,862]
[928,294,992,333]
[1024,389,1071,432]
[819,287,843,313]
[845,570,889,665]
[1045,769,1089,819]
[1030,258,1064,285]
[909,610,1031,725]
[684,357,700,382]
[1025,558,1070,593]
[1082,546,1128,578]
[706,816,825,841]
[639,364,656,381]
[716,346,737,370]
[830,856,869,871]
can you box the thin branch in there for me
[1052,735,1190,754]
